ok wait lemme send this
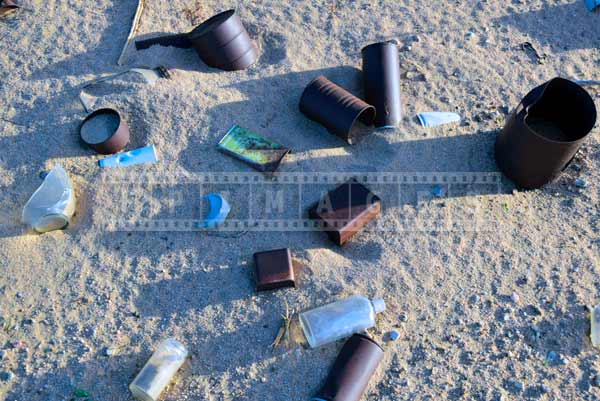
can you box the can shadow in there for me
[493,2,599,52]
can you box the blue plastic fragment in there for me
[389,330,400,341]
[199,193,231,229]
[98,145,158,168]
[417,112,461,127]
[432,185,446,198]
[585,0,599,11]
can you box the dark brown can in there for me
[312,334,384,401]
[80,108,130,155]
[299,76,376,144]
[495,77,596,189]
[362,41,402,128]
[135,9,258,71]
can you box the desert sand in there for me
[0,0,599,400]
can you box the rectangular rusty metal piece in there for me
[309,179,381,246]
[254,248,295,291]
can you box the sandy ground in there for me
[1,0,599,400]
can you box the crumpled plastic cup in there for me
[22,166,76,233]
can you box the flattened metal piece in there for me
[309,179,381,246]
[217,125,290,173]
[254,248,296,291]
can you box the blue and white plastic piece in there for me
[417,112,461,127]
[99,145,158,168]
[198,193,231,229]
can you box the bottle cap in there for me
[372,298,386,314]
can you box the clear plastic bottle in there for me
[22,165,75,233]
[299,295,386,348]
[129,339,188,401]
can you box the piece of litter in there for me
[417,112,461,127]
[590,304,600,347]
[389,330,400,341]
[575,80,600,86]
[73,388,91,398]
[98,145,158,168]
[79,67,169,112]
[117,0,146,65]
[432,185,445,198]
[585,0,600,12]
[197,193,231,229]
[129,339,188,401]
[22,166,76,233]
[0,0,19,17]
[217,125,290,173]
[575,177,588,188]
[546,351,557,363]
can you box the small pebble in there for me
[399,313,408,322]
[511,292,520,303]
[575,177,588,188]
[546,351,557,363]
[105,347,118,356]
[593,375,600,387]
[15,292,23,299]
[389,330,400,341]
[0,350,5,360]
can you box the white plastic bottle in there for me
[299,295,386,348]
[129,339,188,401]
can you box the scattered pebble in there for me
[0,350,5,360]
[511,292,520,303]
[593,375,600,387]
[399,313,408,322]
[575,177,588,188]
[389,330,400,341]
[546,351,557,363]
[15,292,23,299]
[105,346,118,356]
